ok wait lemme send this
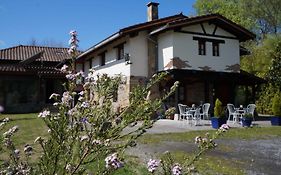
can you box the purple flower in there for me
[219,124,230,132]
[80,102,89,108]
[61,92,73,106]
[81,117,88,123]
[69,30,77,36]
[80,135,89,142]
[60,64,68,73]
[172,164,182,175]
[66,73,76,81]
[38,110,50,118]
[147,159,160,173]
[105,153,123,169]
[195,136,202,144]
[49,93,60,100]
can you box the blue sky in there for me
[0,0,196,50]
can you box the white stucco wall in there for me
[157,24,240,73]
[128,31,148,77]
[94,59,130,76]
[158,31,174,70]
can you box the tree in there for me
[193,0,256,31]
[193,0,281,36]
[241,34,281,79]
[266,35,281,89]
[241,0,281,36]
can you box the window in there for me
[212,42,219,56]
[193,36,224,56]
[198,40,206,55]
[117,44,124,60]
[100,52,105,66]
[89,58,93,68]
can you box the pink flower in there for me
[147,159,160,173]
[195,136,202,144]
[49,93,60,100]
[69,30,77,36]
[172,164,182,175]
[219,124,230,132]
[60,64,68,73]
[105,153,123,169]
[61,92,73,106]
[66,73,76,81]
[38,110,50,118]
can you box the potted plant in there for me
[271,93,281,126]
[165,107,176,120]
[211,98,226,129]
[241,113,253,127]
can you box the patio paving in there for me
[123,118,272,134]
[146,119,271,134]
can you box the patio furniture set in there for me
[177,103,210,126]
[227,104,256,123]
[177,103,256,126]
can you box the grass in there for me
[0,113,48,146]
[158,150,245,175]
[0,113,48,161]
[138,126,281,144]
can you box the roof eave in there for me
[152,14,255,42]
[76,32,121,61]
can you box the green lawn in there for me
[138,126,281,144]
[1,114,280,174]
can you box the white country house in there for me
[76,2,264,110]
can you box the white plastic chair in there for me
[178,104,193,124]
[200,103,210,120]
[227,104,242,123]
[246,104,256,120]
[193,108,201,126]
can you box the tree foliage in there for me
[193,0,256,31]
[193,0,281,36]
[241,35,281,78]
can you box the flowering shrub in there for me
[147,124,230,174]
[0,31,230,175]
[0,31,178,174]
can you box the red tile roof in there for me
[77,13,187,60]
[77,13,255,60]
[0,45,71,62]
[0,64,65,76]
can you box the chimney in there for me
[147,2,159,21]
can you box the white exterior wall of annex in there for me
[76,32,149,78]
[128,31,149,77]
[157,31,174,70]
[157,23,240,73]
[92,43,131,77]
[76,42,131,77]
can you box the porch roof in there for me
[0,64,65,78]
[164,69,266,85]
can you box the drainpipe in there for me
[147,35,158,77]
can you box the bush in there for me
[214,98,224,118]
[272,92,281,116]
[256,84,278,115]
